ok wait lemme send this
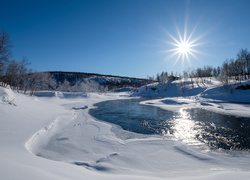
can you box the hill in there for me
[48,71,153,90]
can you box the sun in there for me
[177,41,191,55]
[164,23,205,67]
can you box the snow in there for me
[0,85,16,104]
[133,78,250,117]
[1,79,250,180]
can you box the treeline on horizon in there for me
[1,29,250,95]
[0,30,151,95]
[151,48,250,88]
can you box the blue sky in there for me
[1,0,250,78]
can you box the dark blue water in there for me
[89,98,250,150]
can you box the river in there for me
[89,98,250,150]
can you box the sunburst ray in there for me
[164,24,204,67]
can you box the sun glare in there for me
[161,1,208,68]
[163,20,206,67]
[178,41,191,54]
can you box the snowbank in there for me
[131,80,206,97]
[131,78,250,102]
[0,86,16,105]
[133,79,250,117]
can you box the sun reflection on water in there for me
[170,108,203,145]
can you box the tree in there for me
[247,52,250,78]
[58,80,71,92]
[237,48,249,79]
[187,68,195,88]
[235,59,245,83]
[17,57,31,92]
[217,66,221,77]
[0,30,12,81]
[156,73,160,82]
[5,60,20,88]
[44,73,57,90]
[213,67,218,78]
[19,57,30,75]
[29,72,43,96]
[228,58,235,80]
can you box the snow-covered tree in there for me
[58,80,71,92]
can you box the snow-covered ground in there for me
[1,79,250,180]
[133,78,250,117]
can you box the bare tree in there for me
[247,52,250,78]
[17,57,31,92]
[19,57,30,74]
[213,67,218,78]
[237,48,248,79]
[5,60,20,88]
[0,30,12,83]
[29,72,43,96]
[187,68,195,88]
[235,59,245,84]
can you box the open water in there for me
[89,98,250,150]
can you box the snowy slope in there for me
[1,86,250,180]
[131,78,250,102]
[133,78,250,117]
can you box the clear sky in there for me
[1,0,250,78]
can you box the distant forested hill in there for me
[48,71,153,90]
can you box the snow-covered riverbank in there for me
[134,79,250,117]
[1,79,250,180]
